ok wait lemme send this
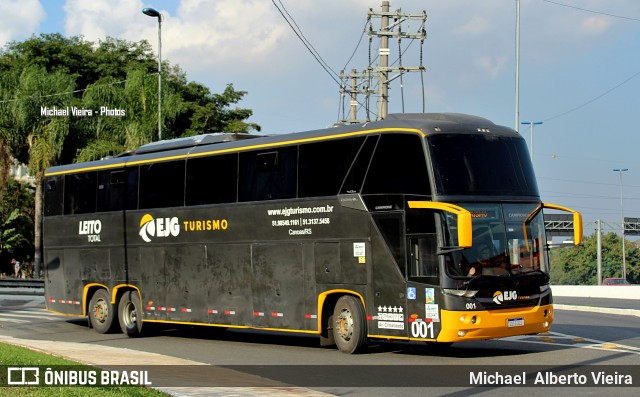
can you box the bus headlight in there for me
[444,289,478,298]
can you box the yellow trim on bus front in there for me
[436,304,554,342]
[407,201,473,247]
[45,127,425,176]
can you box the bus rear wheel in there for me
[332,295,367,354]
[88,289,116,334]
[118,290,143,337]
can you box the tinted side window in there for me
[363,134,430,195]
[340,135,378,194]
[139,160,185,209]
[97,168,139,212]
[64,172,97,215]
[239,146,297,201]
[44,175,64,216]
[372,212,405,276]
[186,154,238,205]
[298,137,365,197]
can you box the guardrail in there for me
[0,278,45,289]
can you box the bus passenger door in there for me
[406,234,443,340]
[408,235,438,279]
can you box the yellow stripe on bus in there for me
[45,128,425,176]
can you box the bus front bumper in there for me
[437,304,554,343]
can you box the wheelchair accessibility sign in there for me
[407,287,417,300]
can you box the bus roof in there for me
[45,113,517,176]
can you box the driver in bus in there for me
[459,243,492,276]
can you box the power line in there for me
[540,0,640,22]
[342,17,370,71]
[543,69,640,122]
[0,75,156,104]
[539,176,635,188]
[271,0,341,86]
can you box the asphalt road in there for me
[0,291,638,396]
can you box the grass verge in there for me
[0,342,169,396]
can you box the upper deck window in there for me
[428,133,538,197]
[186,154,238,205]
[239,146,297,202]
[362,134,430,195]
[139,160,185,209]
[298,137,365,197]
[64,171,97,215]
[44,175,64,216]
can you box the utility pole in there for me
[378,1,390,119]
[339,69,373,124]
[340,1,426,123]
[515,0,520,132]
[596,219,602,285]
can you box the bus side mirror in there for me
[541,203,583,245]
[407,201,472,248]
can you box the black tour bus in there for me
[43,113,582,353]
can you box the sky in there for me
[2,0,640,238]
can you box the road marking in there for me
[505,331,640,355]
[0,318,30,324]
[0,308,68,325]
[0,312,62,320]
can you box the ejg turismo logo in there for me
[492,290,517,305]
[139,214,180,242]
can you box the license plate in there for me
[507,317,525,328]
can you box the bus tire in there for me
[118,290,143,337]
[88,289,116,334]
[332,295,367,354]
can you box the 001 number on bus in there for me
[410,320,434,338]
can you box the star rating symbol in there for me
[376,305,404,314]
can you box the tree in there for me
[550,232,640,285]
[168,73,261,136]
[11,67,75,278]
[76,68,182,161]
[0,34,261,276]
[0,179,34,276]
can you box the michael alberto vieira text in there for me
[470,371,633,386]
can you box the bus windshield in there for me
[428,133,538,197]
[444,203,549,278]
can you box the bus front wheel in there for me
[332,295,367,354]
[118,290,143,337]
[88,289,116,334]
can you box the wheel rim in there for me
[122,301,137,329]
[93,299,109,324]
[336,308,354,341]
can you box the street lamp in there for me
[515,0,520,132]
[520,121,542,165]
[142,7,162,141]
[613,168,629,279]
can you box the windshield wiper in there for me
[437,246,466,255]
[514,269,550,283]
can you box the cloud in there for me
[454,16,490,36]
[580,16,611,35]
[64,0,147,41]
[473,55,509,78]
[0,0,46,45]
[62,0,290,75]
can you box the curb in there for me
[553,304,640,317]
[0,335,333,396]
